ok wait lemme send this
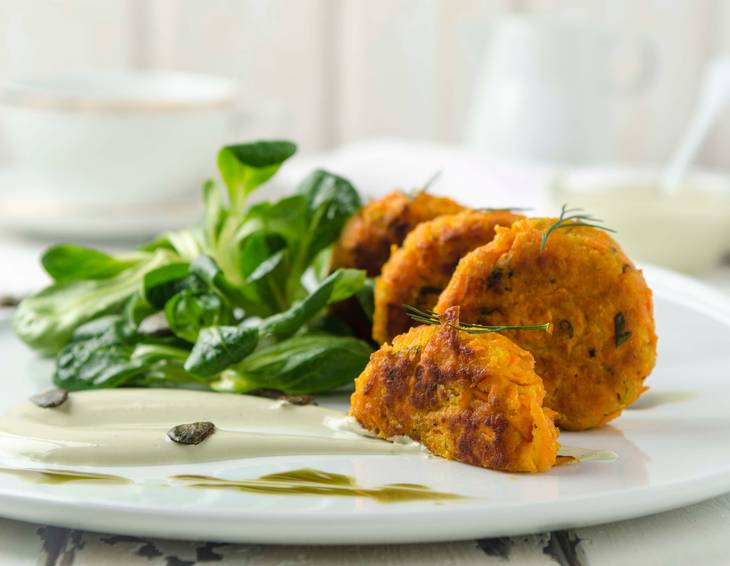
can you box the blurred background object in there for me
[550,167,730,273]
[1,0,730,278]
[1,0,729,162]
[2,71,241,206]
[464,15,655,164]
[661,56,730,194]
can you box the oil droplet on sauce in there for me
[171,467,464,503]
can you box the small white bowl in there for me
[0,71,241,207]
[550,167,730,274]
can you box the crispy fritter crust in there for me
[331,191,465,276]
[373,210,522,344]
[435,218,657,431]
[350,307,559,473]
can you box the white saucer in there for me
[0,166,202,240]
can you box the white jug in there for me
[464,16,655,165]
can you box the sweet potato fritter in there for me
[331,191,465,276]
[435,218,657,431]
[330,191,465,339]
[373,210,522,344]
[350,307,559,473]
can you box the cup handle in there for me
[608,36,657,96]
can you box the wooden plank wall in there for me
[0,0,728,166]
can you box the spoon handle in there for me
[662,57,730,194]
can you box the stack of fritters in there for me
[335,191,657,472]
[331,191,465,276]
[330,191,465,338]
[373,209,522,343]
[435,218,657,431]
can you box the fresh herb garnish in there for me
[540,204,616,252]
[558,319,574,338]
[614,312,632,346]
[487,268,503,289]
[420,170,442,193]
[409,170,442,197]
[404,305,551,334]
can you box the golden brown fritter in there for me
[435,218,657,431]
[373,210,522,344]
[331,191,466,277]
[330,191,466,339]
[350,307,559,473]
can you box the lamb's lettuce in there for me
[42,245,143,283]
[212,334,372,395]
[14,249,174,355]
[15,138,372,396]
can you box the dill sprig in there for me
[410,170,442,197]
[540,204,616,252]
[404,305,551,334]
[421,170,442,192]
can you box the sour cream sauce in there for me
[0,389,423,467]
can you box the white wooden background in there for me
[0,0,729,166]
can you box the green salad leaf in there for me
[355,277,376,321]
[238,248,290,314]
[143,262,196,308]
[260,268,365,340]
[54,316,201,391]
[212,334,372,395]
[16,138,372,397]
[292,169,361,272]
[184,325,259,378]
[54,315,146,390]
[164,290,232,343]
[14,249,174,355]
[218,140,297,213]
[42,245,142,283]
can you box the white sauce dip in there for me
[551,168,730,273]
[0,389,423,467]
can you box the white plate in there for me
[0,265,729,545]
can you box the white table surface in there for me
[2,139,730,564]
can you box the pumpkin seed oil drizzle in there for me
[0,465,463,502]
[171,467,464,503]
[0,467,130,485]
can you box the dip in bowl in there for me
[550,167,730,273]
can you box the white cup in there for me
[0,71,248,207]
[465,16,655,165]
